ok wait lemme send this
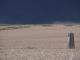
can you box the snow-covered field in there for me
[0,24,80,60]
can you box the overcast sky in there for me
[0,0,80,24]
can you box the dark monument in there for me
[68,32,75,49]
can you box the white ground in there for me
[0,24,80,60]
